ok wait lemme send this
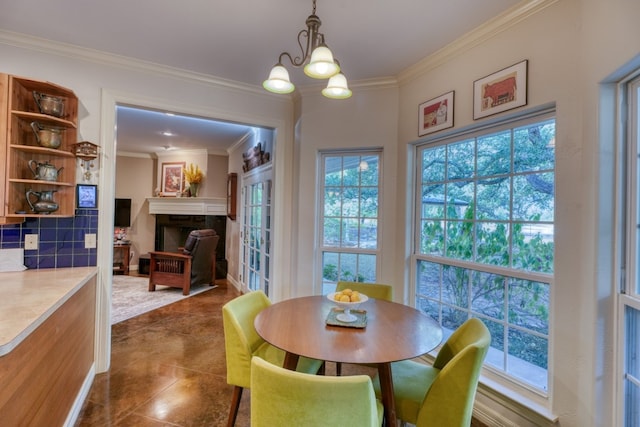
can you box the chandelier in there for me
[262,0,352,99]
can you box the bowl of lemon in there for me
[328,289,369,322]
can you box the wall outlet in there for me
[25,234,38,250]
[85,233,97,249]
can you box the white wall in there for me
[393,0,640,426]
[292,84,399,299]
[115,154,156,268]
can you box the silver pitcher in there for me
[30,122,63,149]
[33,91,65,118]
[25,189,59,214]
[28,160,63,182]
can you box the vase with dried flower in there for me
[184,163,204,197]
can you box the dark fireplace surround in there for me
[154,214,227,279]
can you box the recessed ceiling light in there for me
[162,131,174,136]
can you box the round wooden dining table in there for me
[254,295,443,427]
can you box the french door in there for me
[240,167,272,296]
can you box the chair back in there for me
[417,318,491,427]
[251,356,383,427]
[336,281,393,301]
[222,291,271,389]
[183,229,219,285]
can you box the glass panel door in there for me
[240,170,272,295]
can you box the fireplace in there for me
[155,214,227,279]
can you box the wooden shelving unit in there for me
[1,74,78,222]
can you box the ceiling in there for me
[0,0,522,155]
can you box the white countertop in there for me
[0,266,98,356]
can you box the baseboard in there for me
[64,363,95,427]
[226,275,242,292]
[473,403,520,427]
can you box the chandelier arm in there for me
[293,28,312,66]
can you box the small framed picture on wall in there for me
[161,162,185,196]
[77,184,98,208]
[473,60,528,120]
[418,91,454,137]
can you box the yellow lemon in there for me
[333,292,343,301]
[339,294,351,303]
[342,288,353,296]
[350,291,360,302]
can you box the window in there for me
[414,111,555,392]
[621,74,640,427]
[319,152,381,294]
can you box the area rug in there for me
[111,275,216,324]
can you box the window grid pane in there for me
[415,115,555,392]
[321,152,381,292]
[625,305,640,427]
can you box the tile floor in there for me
[75,281,489,427]
[75,281,250,426]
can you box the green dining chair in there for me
[373,317,491,427]
[336,280,394,302]
[335,281,394,375]
[251,355,384,427]
[222,291,324,427]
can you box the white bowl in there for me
[327,292,369,322]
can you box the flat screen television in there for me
[114,198,132,227]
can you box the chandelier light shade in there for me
[263,0,351,99]
[304,45,340,78]
[322,72,352,99]
[263,64,295,94]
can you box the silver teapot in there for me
[33,91,65,118]
[28,160,63,182]
[30,122,63,149]
[26,189,59,214]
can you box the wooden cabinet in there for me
[113,243,131,275]
[1,74,78,223]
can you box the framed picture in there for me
[418,91,454,136]
[473,60,528,120]
[77,184,97,208]
[161,162,185,196]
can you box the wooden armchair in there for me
[148,229,220,295]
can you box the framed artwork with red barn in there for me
[418,91,454,137]
[473,60,528,120]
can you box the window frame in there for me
[410,107,556,406]
[317,150,383,294]
[618,72,640,427]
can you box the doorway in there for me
[95,89,290,374]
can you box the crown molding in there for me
[398,0,559,84]
[297,76,398,97]
[0,29,266,96]
[228,131,253,155]
[116,151,155,159]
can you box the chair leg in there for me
[227,385,243,427]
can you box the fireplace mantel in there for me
[147,197,227,216]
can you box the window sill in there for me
[475,375,559,426]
